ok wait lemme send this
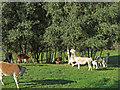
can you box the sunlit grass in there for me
[1,62,119,88]
[0,49,119,89]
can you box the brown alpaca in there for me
[0,62,26,89]
[16,53,32,64]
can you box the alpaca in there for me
[102,58,107,68]
[70,49,92,71]
[5,52,13,63]
[68,52,76,65]
[95,56,108,68]
[53,57,62,64]
[0,62,26,89]
[16,53,32,63]
[92,60,99,69]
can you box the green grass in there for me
[0,49,119,89]
[1,63,119,88]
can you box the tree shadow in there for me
[95,68,113,71]
[24,79,74,86]
[23,64,48,67]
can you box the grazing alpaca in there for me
[16,53,32,63]
[53,57,62,64]
[5,52,13,63]
[95,56,108,68]
[92,60,99,69]
[102,58,107,68]
[0,62,26,89]
[70,49,92,71]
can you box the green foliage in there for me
[2,2,120,59]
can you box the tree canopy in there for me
[2,2,120,62]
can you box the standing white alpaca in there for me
[70,49,92,71]
[92,60,99,69]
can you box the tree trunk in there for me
[67,47,70,60]
[93,49,97,58]
[91,48,93,58]
[84,50,86,57]
[46,50,48,63]
[36,53,40,63]
[55,47,56,57]
[61,51,63,62]
[41,52,43,63]
[100,48,103,58]
[63,51,66,61]
[49,47,52,63]
[88,48,89,57]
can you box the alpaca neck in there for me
[27,53,32,58]
[71,53,76,59]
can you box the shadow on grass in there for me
[93,79,119,88]
[95,68,113,71]
[25,79,74,86]
[110,80,120,88]
[23,64,48,67]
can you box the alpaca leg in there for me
[88,63,92,71]
[72,64,74,67]
[13,74,19,89]
[78,63,80,69]
[0,74,5,85]
[96,64,98,69]
[95,62,98,69]
[105,63,107,67]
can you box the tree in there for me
[2,2,49,63]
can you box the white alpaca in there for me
[92,60,99,69]
[70,49,92,71]
[68,53,75,65]
[96,56,108,68]
[102,58,107,68]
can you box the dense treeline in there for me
[2,2,120,63]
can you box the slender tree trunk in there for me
[100,48,103,57]
[51,50,54,61]
[93,49,97,58]
[84,50,86,57]
[63,51,66,61]
[67,47,70,60]
[41,52,43,63]
[36,53,40,63]
[24,44,26,54]
[55,47,57,57]
[88,48,89,58]
[91,48,93,58]
[46,50,48,63]
[61,51,63,62]
[31,51,35,63]
[49,47,52,63]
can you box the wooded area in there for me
[2,2,120,63]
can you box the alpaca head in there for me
[70,49,76,54]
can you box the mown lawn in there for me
[1,59,119,89]
[0,49,119,89]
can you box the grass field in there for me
[0,49,119,89]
